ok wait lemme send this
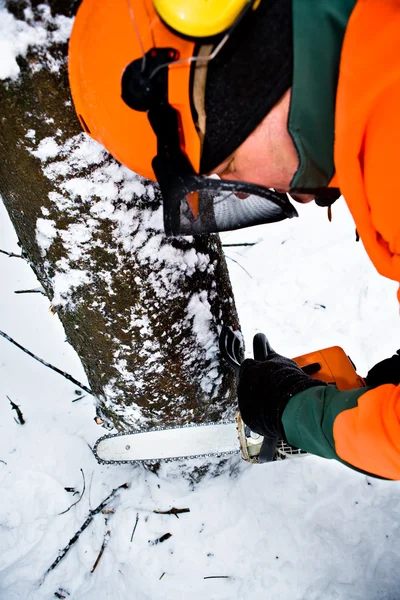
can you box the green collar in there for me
[289,0,357,189]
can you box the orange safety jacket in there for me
[284,0,400,479]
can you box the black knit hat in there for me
[199,0,293,174]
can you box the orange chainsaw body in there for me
[293,346,365,391]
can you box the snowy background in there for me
[2,196,400,600]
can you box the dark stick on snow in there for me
[153,507,190,519]
[0,330,93,395]
[204,576,231,580]
[72,394,86,403]
[54,588,69,599]
[58,469,86,515]
[130,513,139,542]
[224,256,252,278]
[40,483,129,584]
[0,248,23,258]
[14,288,44,295]
[0,459,7,465]
[222,243,257,247]
[7,396,25,424]
[91,530,110,574]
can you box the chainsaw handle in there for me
[252,332,278,464]
[252,332,273,361]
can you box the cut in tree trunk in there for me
[0,1,240,432]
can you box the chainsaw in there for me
[93,327,365,465]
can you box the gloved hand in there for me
[365,350,400,387]
[238,352,327,440]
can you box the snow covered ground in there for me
[2,195,400,600]
[2,3,400,598]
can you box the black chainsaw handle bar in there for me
[251,333,278,463]
[219,326,274,372]
[253,332,273,361]
[218,326,277,463]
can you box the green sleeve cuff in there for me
[282,385,367,460]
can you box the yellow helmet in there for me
[153,0,259,39]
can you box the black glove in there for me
[238,352,327,440]
[365,350,400,387]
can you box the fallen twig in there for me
[54,588,69,599]
[91,530,111,574]
[7,396,25,424]
[14,287,45,295]
[0,459,7,465]
[0,330,93,395]
[159,573,165,580]
[204,576,231,580]
[72,394,86,403]
[130,513,139,542]
[153,507,190,519]
[0,248,23,258]
[59,469,86,515]
[224,255,252,278]
[40,482,129,583]
[222,243,257,247]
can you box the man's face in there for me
[212,89,314,204]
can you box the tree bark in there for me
[0,1,240,432]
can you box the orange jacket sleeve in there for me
[334,384,400,479]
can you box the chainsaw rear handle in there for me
[218,326,278,462]
[220,326,364,465]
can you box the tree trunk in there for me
[0,1,240,432]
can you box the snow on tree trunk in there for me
[0,2,240,431]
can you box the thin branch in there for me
[130,513,139,542]
[40,482,129,584]
[91,530,111,574]
[7,396,25,424]
[0,459,7,465]
[0,330,93,395]
[14,287,45,295]
[72,394,86,403]
[0,248,23,258]
[204,576,231,580]
[224,255,252,278]
[88,470,95,511]
[153,507,190,519]
[222,243,257,247]
[59,469,86,515]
